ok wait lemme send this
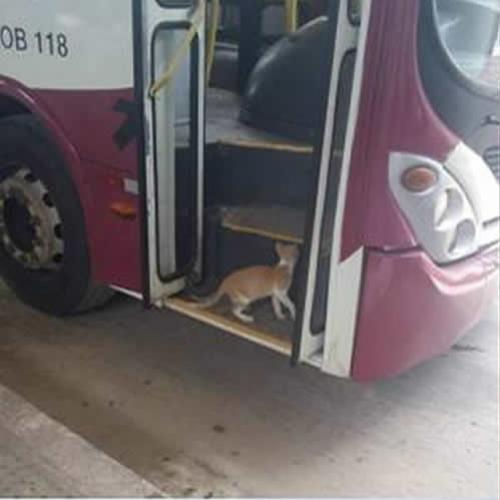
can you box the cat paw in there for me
[234,311,255,323]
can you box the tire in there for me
[0,114,113,315]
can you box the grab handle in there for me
[149,3,204,98]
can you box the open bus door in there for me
[136,0,372,366]
[136,1,205,306]
[294,0,371,375]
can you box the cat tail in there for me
[192,288,224,309]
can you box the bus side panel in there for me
[351,245,497,381]
[32,90,143,292]
[35,89,138,176]
[81,161,141,293]
[341,0,457,261]
[1,1,142,293]
[0,79,142,293]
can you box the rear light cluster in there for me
[432,188,477,257]
[399,163,478,259]
[390,152,484,264]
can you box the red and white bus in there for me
[1,0,498,381]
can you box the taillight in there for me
[401,166,438,193]
[389,151,485,264]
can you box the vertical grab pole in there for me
[285,0,298,32]
[206,0,220,84]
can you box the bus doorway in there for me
[144,0,367,360]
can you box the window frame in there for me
[428,0,500,99]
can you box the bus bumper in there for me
[351,244,499,381]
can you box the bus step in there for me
[220,204,305,244]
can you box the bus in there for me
[1,0,498,381]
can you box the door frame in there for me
[294,0,372,375]
[135,0,206,306]
[132,0,151,306]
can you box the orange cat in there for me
[197,242,299,323]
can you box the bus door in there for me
[137,1,205,306]
[294,0,371,375]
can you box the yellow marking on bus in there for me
[220,138,314,154]
[221,221,303,244]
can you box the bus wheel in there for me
[0,115,113,315]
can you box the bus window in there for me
[434,0,500,88]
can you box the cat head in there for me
[275,242,300,263]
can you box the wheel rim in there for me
[0,167,64,270]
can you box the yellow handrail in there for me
[284,0,299,33]
[206,0,220,84]
[149,3,204,98]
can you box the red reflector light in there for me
[401,166,438,193]
[110,201,137,219]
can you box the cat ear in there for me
[275,241,284,255]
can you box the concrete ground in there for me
[0,384,161,497]
[0,281,498,497]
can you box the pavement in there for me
[0,383,162,497]
[0,279,498,497]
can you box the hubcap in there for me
[0,167,64,270]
